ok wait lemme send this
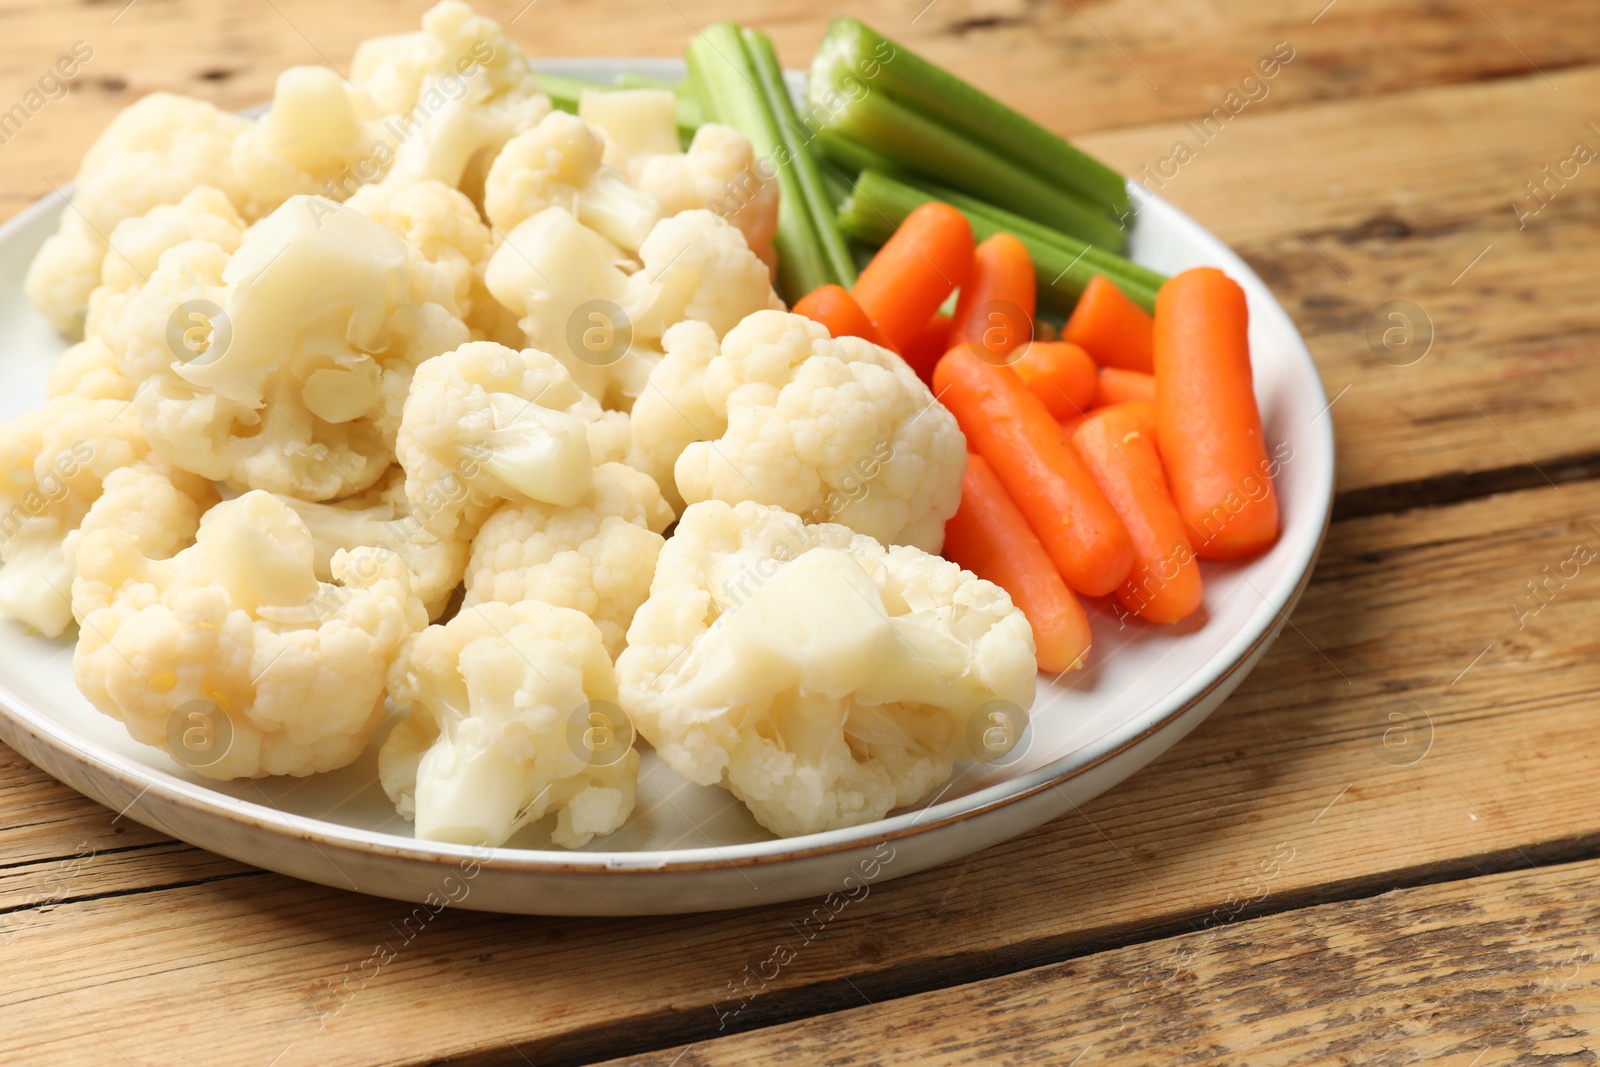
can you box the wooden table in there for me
[3,0,1596,1062]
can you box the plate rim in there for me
[0,59,1336,879]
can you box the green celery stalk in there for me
[839,169,1161,312]
[533,71,596,114]
[811,18,1128,217]
[820,159,855,207]
[743,27,856,287]
[805,75,1122,249]
[688,23,832,301]
[816,131,1127,251]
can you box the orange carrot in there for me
[1064,274,1155,373]
[1093,366,1156,408]
[1011,342,1097,421]
[944,454,1092,672]
[950,233,1036,364]
[793,285,898,352]
[1153,267,1280,560]
[900,312,952,385]
[1073,405,1203,624]
[852,203,974,353]
[934,344,1134,597]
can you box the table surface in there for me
[2,0,1596,1063]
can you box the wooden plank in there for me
[602,856,1600,1066]
[1072,65,1600,500]
[4,474,1600,1065]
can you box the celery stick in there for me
[820,159,855,207]
[807,80,1122,248]
[688,23,831,301]
[743,28,856,287]
[816,131,1127,251]
[534,71,599,114]
[839,169,1160,312]
[812,18,1127,217]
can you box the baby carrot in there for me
[900,312,952,384]
[851,202,974,352]
[793,284,898,352]
[1093,366,1156,408]
[951,233,1036,364]
[944,454,1092,672]
[1073,404,1203,624]
[934,344,1134,597]
[1064,274,1155,373]
[1011,341,1097,421]
[1153,267,1280,560]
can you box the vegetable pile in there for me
[2,2,1284,851]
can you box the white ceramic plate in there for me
[0,58,1333,915]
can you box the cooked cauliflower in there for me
[464,461,672,656]
[84,186,247,351]
[663,310,966,551]
[25,93,248,338]
[231,66,385,220]
[395,341,630,541]
[617,500,1037,838]
[380,598,637,848]
[483,110,660,253]
[65,460,218,594]
[484,207,778,412]
[577,90,777,273]
[626,319,720,515]
[352,0,550,202]
[73,491,427,779]
[0,397,154,637]
[346,178,491,324]
[274,478,469,622]
[47,338,133,403]
[638,124,780,274]
[579,89,682,176]
[116,195,468,500]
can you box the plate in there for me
[0,58,1333,916]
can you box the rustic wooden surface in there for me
[2,1,1597,1064]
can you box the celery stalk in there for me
[806,78,1122,249]
[688,23,833,301]
[743,28,856,287]
[816,131,1127,252]
[811,18,1128,218]
[839,169,1161,312]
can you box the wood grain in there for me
[601,855,1600,1066]
[4,475,1600,1065]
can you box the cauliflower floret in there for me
[380,598,637,848]
[670,310,966,551]
[579,89,682,177]
[65,459,218,603]
[116,195,469,500]
[231,66,387,220]
[25,94,248,338]
[0,397,153,637]
[47,338,133,402]
[617,500,1037,838]
[346,178,491,324]
[484,110,660,253]
[353,1,551,204]
[483,206,635,408]
[73,491,427,780]
[85,186,247,354]
[464,462,673,656]
[273,482,469,622]
[626,319,720,515]
[484,207,779,413]
[638,124,780,275]
[395,341,629,541]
